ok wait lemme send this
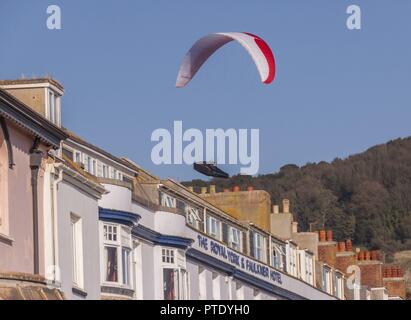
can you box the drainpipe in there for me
[51,164,63,284]
[30,148,43,275]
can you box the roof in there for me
[63,128,157,179]
[0,78,64,92]
[0,88,68,148]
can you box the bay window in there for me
[162,248,189,300]
[102,223,132,287]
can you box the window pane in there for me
[105,247,118,282]
[163,268,176,300]
[122,248,131,286]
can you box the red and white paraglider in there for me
[176,32,276,88]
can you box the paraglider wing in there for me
[176,32,275,88]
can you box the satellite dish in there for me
[193,162,229,179]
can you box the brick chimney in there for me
[317,229,337,267]
[383,265,406,299]
[357,251,384,288]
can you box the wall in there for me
[56,178,101,299]
[99,183,132,212]
[4,88,46,117]
[200,190,272,232]
[0,122,48,275]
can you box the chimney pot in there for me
[292,222,298,233]
[338,241,346,252]
[326,230,333,242]
[209,185,216,194]
[397,267,403,277]
[273,205,279,214]
[319,230,326,242]
[247,185,254,192]
[187,186,194,192]
[201,187,207,194]
[358,251,364,261]
[365,251,371,260]
[233,185,241,192]
[385,267,391,278]
[370,250,378,261]
[391,266,398,277]
[346,240,353,251]
[282,199,290,213]
[223,188,230,193]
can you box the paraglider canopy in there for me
[194,162,229,179]
[176,32,275,88]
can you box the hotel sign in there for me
[194,233,283,286]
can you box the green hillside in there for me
[183,137,411,252]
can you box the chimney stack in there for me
[282,199,290,213]
[319,230,326,242]
[247,185,254,192]
[233,185,241,192]
[273,205,279,214]
[397,267,403,277]
[209,185,216,194]
[326,230,333,242]
[187,186,194,192]
[201,187,207,194]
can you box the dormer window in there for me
[47,89,61,126]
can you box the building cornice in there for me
[99,207,141,227]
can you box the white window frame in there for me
[101,223,132,288]
[102,164,108,178]
[161,192,176,208]
[186,206,201,228]
[253,232,266,263]
[74,151,82,164]
[46,89,60,126]
[228,226,242,252]
[70,214,84,289]
[272,242,286,271]
[206,215,221,240]
[161,247,188,300]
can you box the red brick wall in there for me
[358,262,383,288]
[336,252,356,275]
[383,279,406,299]
[318,243,337,268]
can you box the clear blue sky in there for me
[1,1,410,181]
